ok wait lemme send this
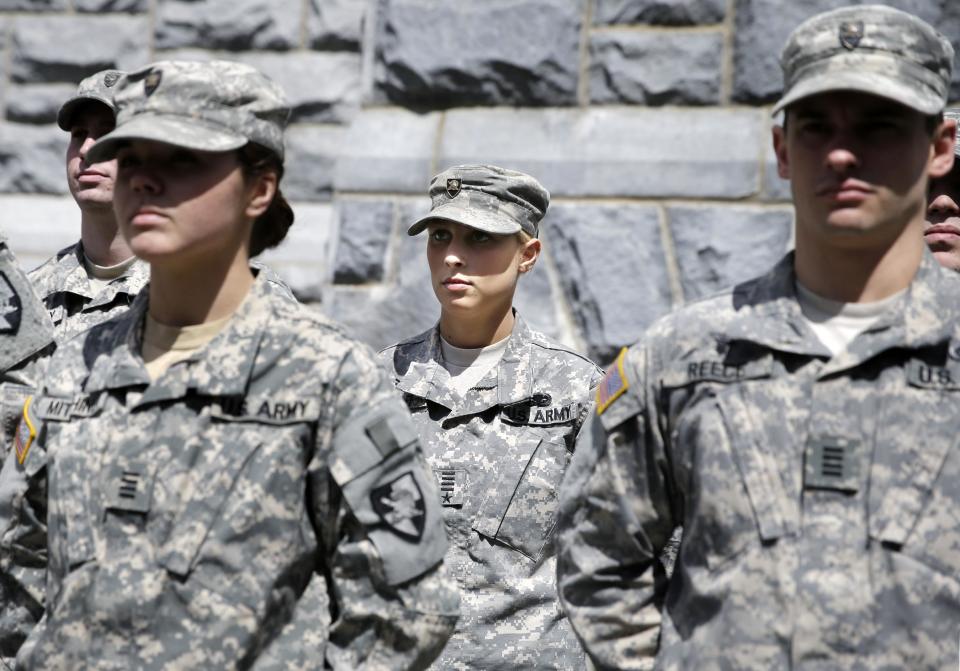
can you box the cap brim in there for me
[772,56,944,116]
[407,202,522,236]
[87,113,248,163]
[57,95,113,131]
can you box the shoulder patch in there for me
[14,396,36,465]
[597,347,629,415]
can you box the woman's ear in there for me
[245,171,278,219]
[518,238,541,273]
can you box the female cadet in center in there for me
[380,165,604,670]
[0,60,458,670]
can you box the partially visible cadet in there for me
[0,241,53,666]
[31,69,149,342]
[0,60,457,669]
[926,109,960,271]
[34,70,293,344]
[381,165,603,670]
[557,6,960,669]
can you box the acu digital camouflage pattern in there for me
[0,234,53,667]
[87,60,289,164]
[380,314,603,670]
[773,4,954,116]
[0,272,459,670]
[29,242,149,344]
[557,251,960,670]
[29,243,295,345]
[407,165,550,238]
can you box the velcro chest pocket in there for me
[156,398,318,579]
[473,430,571,562]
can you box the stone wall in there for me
[0,0,957,364]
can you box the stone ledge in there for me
[438,107,763,199]
[333,108,441,194]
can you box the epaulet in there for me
[596,347,629,415]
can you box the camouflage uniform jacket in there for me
[0,273,459,670]
[29,242,295,344]
[380,315,603,670]
[0,234,54,665]
[29,241,149,344]
[556,251,960,670]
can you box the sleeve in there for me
[0,395,49,661]
[309,345,459,671]
[555,345,676,671]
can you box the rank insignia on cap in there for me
[144,70,162,96]
[839,21,864,50]
[0,272,22,335]
[14,397,35,465]
[597,347,630,415]
[103,71,121,88]
[371,471,426,542]
[446,178,462,198]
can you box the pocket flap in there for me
[717,390,796,542]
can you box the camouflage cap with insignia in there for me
[57,68,125,131]
[773,5,954,116]
[87,60,290,163]
[407,164,550,238]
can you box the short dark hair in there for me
[238,143,294,257]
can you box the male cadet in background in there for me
[30,69,149,343]
[926,109,960,271]
[556,6,960,669]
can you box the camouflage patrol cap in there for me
[773,5,954,116]
[407,164,549,237]
[946,109,960,157]
[56,69,124,131]
[87,60,290,164]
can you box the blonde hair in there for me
[517,230,535,244]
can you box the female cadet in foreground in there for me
[0,60,458,670]
[379,165,604,670]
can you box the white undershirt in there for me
[796,281,905,356]
[440,335,510,396]
[83,253,138,293]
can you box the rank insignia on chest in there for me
[597,347,629,415]
[371,471,427,542]
[434,468,466,507]
[14,396,35,465]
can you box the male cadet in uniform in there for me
[30,69,149,343]
[926,109,960,271]
[556,6,960,670]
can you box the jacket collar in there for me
[83,273,273,403]
[722,250,960,373]
[393,312,536,412]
